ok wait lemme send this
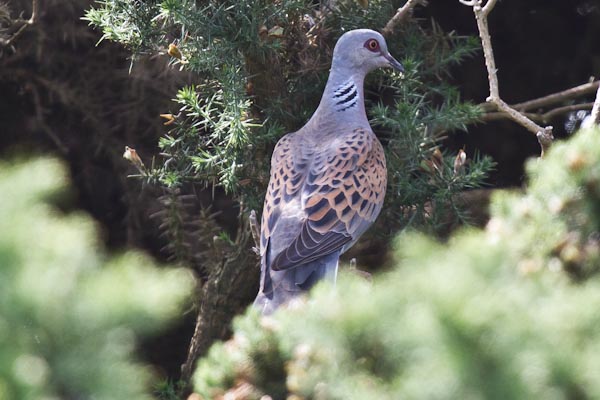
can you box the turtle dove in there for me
[254,29,404,314]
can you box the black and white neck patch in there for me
[332,80,359,112]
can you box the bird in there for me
[254,29,404,315]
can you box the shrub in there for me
[0,158,194,399]
[192,127,600,399]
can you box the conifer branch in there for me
[461,0,554,156]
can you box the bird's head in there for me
[332,29,404,75]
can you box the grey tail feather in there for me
[254,251,340,315]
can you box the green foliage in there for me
[85,0,309,201]
[491,125,600,278]
[0,158,194,399]
[84,1,165,53]
[192,127,600,399]
[154,379,187,400]
[85,0,492,233]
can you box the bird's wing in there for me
[260,132,309,257]
[269,128,387,271]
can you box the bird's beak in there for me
[383,52,404,73]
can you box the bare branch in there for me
[249,209,260,256]
[540,103,594,123]
[180,205,260,386]
[481,0,498,16]
[461,0,554,156]
[382,0,428,37]
[479,81,600,113]
[483,102,595,124]
[0,0,38,48]
[537,130,553,158]
[470,1,500,102]
[29,83,69,155]
[589,82,600,126]
[491,98,550,135]
[512,81,599,112]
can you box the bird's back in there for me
[254,124,386,314]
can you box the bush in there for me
[85,0,492,232]
[192,127,600,399]
[83,0,496,375]
[0,158,194,399]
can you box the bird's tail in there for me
[254,251,340,315]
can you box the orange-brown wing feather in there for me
[271,128,386,270]
[260,133,308,257]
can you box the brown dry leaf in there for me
[168,43,182,60]
[123,146,145,172]
[420,148,444,177]
[258,25,268,39]
[246,81,254,96]
[432,148,443,172]
[160,113,176,126]
[453,148,467,175]
[268,25,284,38]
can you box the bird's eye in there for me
[365,39,380,52]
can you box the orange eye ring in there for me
[365,39,380,52]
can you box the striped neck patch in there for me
[332,80,359,112]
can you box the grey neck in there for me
[306,65,368,132]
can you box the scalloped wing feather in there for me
[262,128,387,272]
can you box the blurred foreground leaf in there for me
[0,158,194,400]
[193,127,600,399]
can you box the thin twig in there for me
[0,0,38,47]
[539,103,594,123]
[589,82,600,126]
[461,0,553,156]
[479,81,600,113]
[249,209,260,256]
[382,0,428,37]
[483,102,595,124]
[481,0,497,15]
[29,83,69,155]
[512,81,600,112]
[536,131,553,157]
